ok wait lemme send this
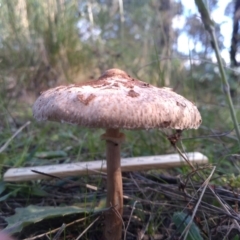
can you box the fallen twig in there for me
[0,121,31,153]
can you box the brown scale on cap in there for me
[127,89,140,98]
[161,121,171,128]
[176,101,186,108]
[99,68,129,79]
[75,69,151,90]
[77,93,96,105]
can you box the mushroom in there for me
[32,68,202,240]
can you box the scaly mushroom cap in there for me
[33,69,202,130]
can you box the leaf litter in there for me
[1,164,240,239]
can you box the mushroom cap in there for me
[33,69,202,130]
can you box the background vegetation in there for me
[1,0,240,239]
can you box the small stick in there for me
[0,121,31,153]
[124,201,138,240]
[23,216,88,240]
[52,223,66,240]
[75,216,100,240]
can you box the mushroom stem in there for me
[102,128,124,240]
